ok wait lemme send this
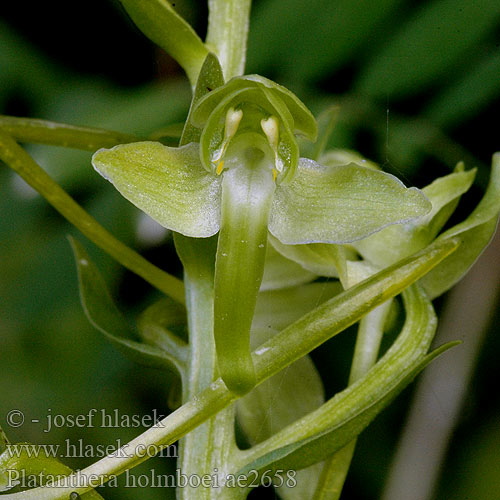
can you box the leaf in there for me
[0,445,104,498]
[92,142,222,238]
[357,0,500,99]
[69,237,185,374]
[421,154,500,298]
[240,285,458,477]
[118,0,209,86]
[238,323,326,498]
[260,242,318,291]
[269,158,432,244]
[355,167,477,267]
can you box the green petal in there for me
[269,158,432,244]
[421,153,500,299]
[354,167,477,267]
[92,142,221,238]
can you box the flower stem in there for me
[0,131,185,304]
[206,0,252,79]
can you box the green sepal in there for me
[214,165,276,395]
[69,237,185,375]
[270,158,432,244]
[192,75,317,140]
[421,153,500,298]
[181,53,225,147]
[92,142,222,238]
[240,285,458,478]
[0,445,104,497]
[118,0,208,87]
[355,167,477,267]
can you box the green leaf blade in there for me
[118,0,209,86]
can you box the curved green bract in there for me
[70,237,187,375]
[118,0,208,87]
[269,158,432,244]
[239,285,457,478]
[92,142,222,238]
[355,167,477,267]
[421,153,500,298]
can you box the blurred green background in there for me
[1,0,499,498]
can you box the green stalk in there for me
[174,235,240,500]
[0,116,141,151]
[206,0,252,79]
[0,131,185,304]
[313,301,392,499]
[214,164,275,395]
[0,238,457,500]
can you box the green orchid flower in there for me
[92,74,431,395]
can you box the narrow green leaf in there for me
[355,168,477,267]
[260,243,317,291]
[0,426,9,455]
[421,153,500,298]
[69,237,185,374]
[118,0,209,86]
[253,238,459,385]
[92,141,222,238]
[269,158,432,244]
[240,285,458,477]
[214,165,275,395]
[0,445,104,498]
[357,0,500,98]
[0,115,141,151]
[181,53,225,146]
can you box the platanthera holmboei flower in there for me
[92,75,431,394]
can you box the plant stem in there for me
[0,131,185,304]
[313,301,392,499]
[0,116,141,151]
[0,238,457,499]
[206,0,252,79]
